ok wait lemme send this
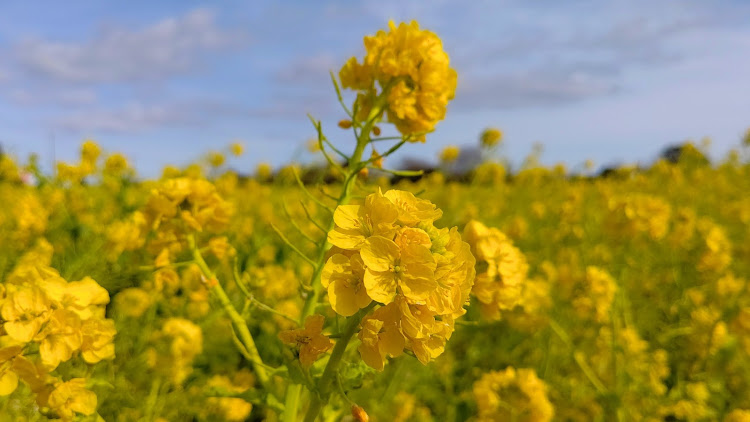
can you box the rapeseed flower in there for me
[340,21,457,142]
[278,314,333,368]
[325,189,475,370]
[480,128,503,148]
[473,367,554,422]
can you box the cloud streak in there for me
[14,8,243,84]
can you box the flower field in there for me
[2,20,750,422]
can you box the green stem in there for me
[303,304,375,422]
[188,235,270,388]
[287,92,388,422]
[283,384,303,422]
[548,319,607,394]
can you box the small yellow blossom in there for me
[439,146,460,163]
[1,286,51,343]
[230,142,244,157]
[480,128,503,148]
[278,315,333,368]
[360,236,437,303]
[473,367,554,422]
[39,310,83,370]
[464,220,528,320]
[328,190,398,250]
[321,253,372,316]
[358,303,405,371]
[48,378,97,420]
[208,151,226,168]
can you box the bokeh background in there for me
[1,0,748,176]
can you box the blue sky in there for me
[1,0,749,176]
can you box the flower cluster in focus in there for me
[322,189,475,370]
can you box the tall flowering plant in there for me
[166,20,475,421]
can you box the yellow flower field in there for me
[1,20,750,422]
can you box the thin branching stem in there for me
[299,200,327,234]
[282,201,318,244]
[270,223,317,268]
[293,167,334,214]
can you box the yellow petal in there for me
[333,205,362,231]
[364,270,398,304]
[0,370,18,396]
[400,264,437,301]
[329,280,359,317]
[360,237,400,272]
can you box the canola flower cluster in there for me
[473,366,554,422]
[321,189,475,370]
[339,20,457,141]
[0,240,115,420]
[463,220,528,320]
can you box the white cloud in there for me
[15,8,243,84]
[8,88,97,106]
[276,53,340,84]
[54,103,200,133]
[456,70,617,110]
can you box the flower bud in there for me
[351,405,369,422]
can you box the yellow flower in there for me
[150,318,203,384]
[370,149,384,169]
[360,236,437,303]
[408,316,453,365]
[383,190,442,226]
[256,163,272,180]
[208,151,226,167]
[80,319,116,364]
[155,248,171,268]
[39,309,83,370]
[48,378,97,421]
[50,276,110,320]
[339,57,373,91]
[726,409,750,422]
[473,367,554,422]
[358,303,405,371]
[464,220,527,320]
[104,153,129,176]
[424,228,476,318]
[439,146,460,163]
[1,286,51,343]
[572,266,617,323]
[480,128,503,148]
[208,236,235,260]
[328,190,398,250]
[278,315,333,368]
[206,374,253,421]
[321,253,372,316]
[0,346,23,396]
[340,20,457,141]
[325,189,476,369]
[114,288,153,318]
[80,140,101,164]
[11,354,52,403]
[230,142,244,156]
